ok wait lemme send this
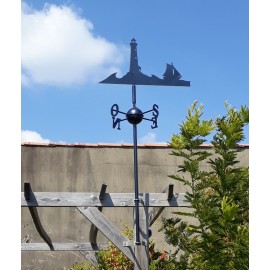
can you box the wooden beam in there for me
[21,242,106,251]
[166,184,174,200]
[21,192,189,207]
[24,182,54,250]
[77,206,136,264]
[134,201,149,270]
[149,206,165,227]
[80,251,99,267]
[89,184,107,245]
[24,182,31,200]
[99,184,107,200]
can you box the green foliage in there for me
[95,225,133,270]
[149,241,178,270]
[162,101,249,270]
[67,227,179,270]
[66,262,96,270]
[66,225,133,270]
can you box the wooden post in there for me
[134,200,149,270]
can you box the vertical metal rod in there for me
[132,84,140,245]
[132,84,136,107]
[133,123,140,245]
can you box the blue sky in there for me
[20,0,249,144]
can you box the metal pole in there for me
[133,123,140,245]
[132,84,136,106]
[132,84,140,245]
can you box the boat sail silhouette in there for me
[163,63,182,80]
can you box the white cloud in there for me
[21,2,128,86]
[138,132,166,144]
[21,130,50,143]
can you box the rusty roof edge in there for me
[21,142,249,149]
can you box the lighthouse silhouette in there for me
[129,38,141,74]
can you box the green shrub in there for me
[162,101,249,270]
[66,225,132,270]
[95,225,133,270]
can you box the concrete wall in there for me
[21,143,249,270]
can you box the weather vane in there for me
[100,38,190,246]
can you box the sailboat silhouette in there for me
[163,63,182,80]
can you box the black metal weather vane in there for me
[100,38,190,246]
[100,38,190,86]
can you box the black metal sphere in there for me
[126,107,143,125]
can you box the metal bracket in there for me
[123,241,147,247]
[134,198,144,204]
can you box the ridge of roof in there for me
[21,142,249,148]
